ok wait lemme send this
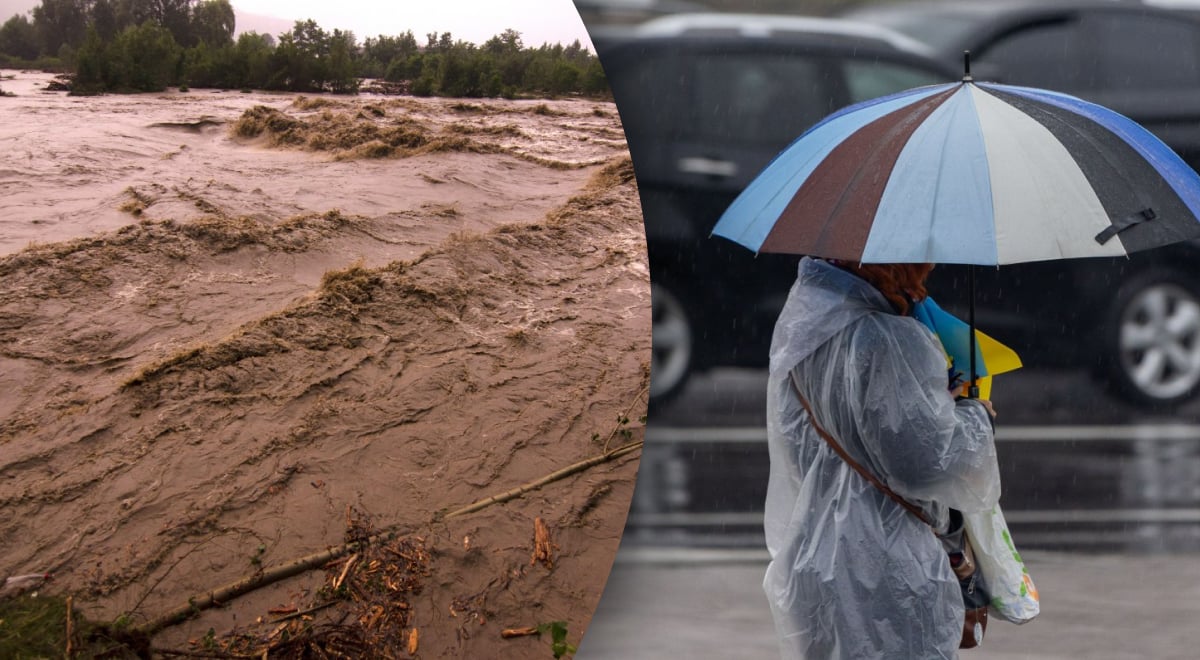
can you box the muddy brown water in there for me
[0,69,649,656]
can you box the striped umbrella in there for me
[713,79,1200,265]
[712,66,1200,395]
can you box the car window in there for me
[977,18,1092,91]
[686,53,829,146]
[607,49,685,139]
[843,8,981,54]
[1088,14,1200,91]
[843,60,947,104]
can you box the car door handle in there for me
[677,157,738,178]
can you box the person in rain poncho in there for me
[764,257,1001,659]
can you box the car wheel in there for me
[1100,268,1200,409]
[650,281,694,407]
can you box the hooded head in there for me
[829,261,934,316]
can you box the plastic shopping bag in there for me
[964,505,1040,624]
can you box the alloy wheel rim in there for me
[650,283,692,399]
[1118,283,1200,401]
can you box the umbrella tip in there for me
[963,50,973,82]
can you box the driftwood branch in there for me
[136,439,642,637]
[136,539,386,636]
[440,440,642,520]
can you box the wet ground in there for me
[582,365,1200,658]
[584,547,1200,659]
[625,365,1200,553]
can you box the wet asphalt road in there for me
[627,366,1200,553]
[580,366,1200,659]
[583,547,1200,659]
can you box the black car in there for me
[603,8,1200,410]
[599,13,956,404]
[837,0,1200,408]
[843,0,1200,168]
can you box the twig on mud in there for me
[151,648,247,658]
[531,517,557,569]
[601,384,648,452]
[270,599,339,623]
[65,595,74,658]
[124,534,220,622]
[136,437,642,637]
[332,554,358,591]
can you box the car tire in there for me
[1098,267,1200,409]
[650,280,694,409]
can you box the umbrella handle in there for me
[963,50,973,83]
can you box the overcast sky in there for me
[235,0,594,47]
[0,0,595,48]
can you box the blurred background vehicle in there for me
[606,1,1200,411]
[600,12,955,405]
[843,0,1200,169]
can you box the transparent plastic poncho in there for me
[764,258,1001,659]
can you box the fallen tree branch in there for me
[135,537,395,637]
[136,438,642,637]
[440,440,642,520]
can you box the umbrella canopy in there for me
[713,80,1200,265]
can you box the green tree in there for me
[230,30,272,88]
[0,14,40,60]
[361,30,417,79]
[181,38,215,86]
[90,0,120,41]
[71,25,107,93]
[32,0,89,56]
[156,0,193,46]
[581,57,607,95]
[191,0,234,47]
[326,28,359,93]
[108,21,181,91]
[483,28,522,55]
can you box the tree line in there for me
[0,0,608,97]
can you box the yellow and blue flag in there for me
[912,297,1021,399]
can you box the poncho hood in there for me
[769,257,897,377]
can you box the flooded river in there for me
[0,68,650,655]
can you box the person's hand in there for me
[952,384,997,419]
[977,399,997,419]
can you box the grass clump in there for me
[179,215,269,252]
[118,187,153,216]
[585,156,636,191]
[319,262,382,305]
[292,95,344,111]
[232,105,304,144]
[445,122,525,138]
[0,594,148,659]
[529,103,567,117]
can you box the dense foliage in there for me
[0,0,607,97]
